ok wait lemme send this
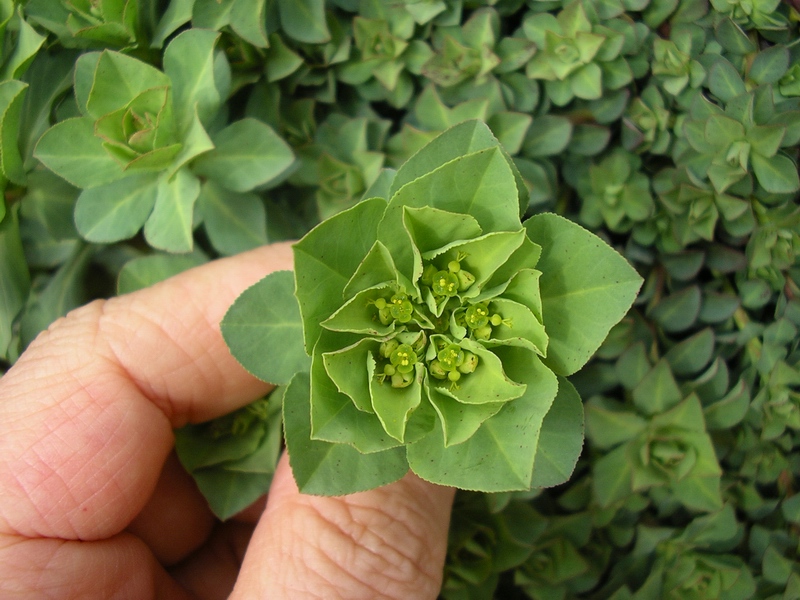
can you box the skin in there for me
[0,242,455,600]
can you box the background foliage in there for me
[0,0,799,597]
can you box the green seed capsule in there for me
[378,307,393,325]
[474,325,492,340]
[456,269,475,291]
[380,339,399,358]
[391,371,414,388]
[458,352,479,374]
[421,264,438,286]
[429,359,447,379]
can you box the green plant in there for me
[1,0,799,596]
[222,121,641,494]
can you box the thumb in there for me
[230,455,455,599]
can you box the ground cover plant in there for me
[0,0,799,597]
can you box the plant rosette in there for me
[222,121,643,495]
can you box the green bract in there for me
[223,121,642,494]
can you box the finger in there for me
[231,455,455,600]
[126,453,215,566]
[0,531,193,599]
[170,520,255,600]
[0,243,292,594]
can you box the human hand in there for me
[0,243,455,599]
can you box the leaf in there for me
[283,372,409,495]
[570,62,603,100]
[0,205,30,360]
[586,397,647,449]
[309,333,403,454]
[426,384,504,448]
[0,7,45,80]
[19,244,93,348]
[193,118,295,192]
[85,50,170,118]
[73,52,101,116]
[277,0,330,44]
[708,58,746,103]
[592,443,633,507]
[18,52,75,168]
[661,250,705,281]
[231,0,269,48]
[379,148,522,282]
[192,0,233,29]
[567,124,611,156]
[748,46,789,85]
[615,342,651,390]
[525,213,643,376]
[391,120,525,216]
[671,474,723,513]
[665,328,715,376]
[162,29,223,131]
[222,270,311,386]
[698,290,739,324]
[293,197,386,354]
[751,152,800,194]
[649,285,702,332]
[703,378,750,430]
[522,115,573,158]
[74,173,158,243]
[529,377,584,488]
[436,340,527,406]
[486,111,532,155]
[143,169,200,253]
[714,18,756,54]
[117,252,208,295]
[322,338,378,413]
[198,180,268,256]
[369,362,423,442]
[16,170,80,269]
[0,80,28,185]
[175,419,266,472]
[150,0,193,47]
[632,358,683,416]
[406,346,557,491]
[190,468,273,520]
[166,105,215,177]
[34,117,126,189]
